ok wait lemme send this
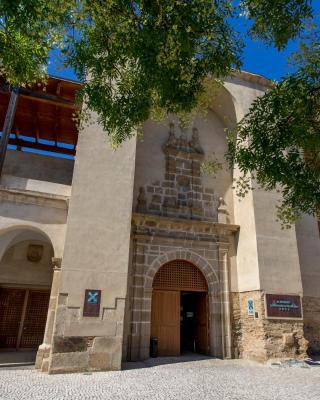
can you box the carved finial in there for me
[217,197,228,224]
[51,257,62,270]
[165,122,177,148]
[169,122,175,135]
[179,125,188,149]
[136,186,147,213]
[189,127,204,154]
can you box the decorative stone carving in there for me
[137,123,220,221]
[178,125,189,149]
[52,257,62,270]
[163,123,204,157]
[136,187,147,213]
[217,197,229,224]
[166,122,177,148]
[189,127,204,154]
[27,244,44,263]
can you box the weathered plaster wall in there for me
[226,77,305,297]
[296,215,320,354]
[3,150,74,186]
[134,110,234,221]
[296,215,320,298]
[0,151,72,261]
[224,77,268,293]
[0,195,69,259]
[253,188,303,295]
[48,118,137,373]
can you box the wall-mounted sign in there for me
[265,294,302,319]
[247,298,254,317]
[83,289,101,317]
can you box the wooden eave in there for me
[0,76,83,156]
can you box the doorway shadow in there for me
[0,350,36,367]
[123,353,214,370]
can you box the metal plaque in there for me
[83,289,101,317]
[265,294,302,319]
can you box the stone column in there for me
[35,257,61,372]
[47,122,137,374]
[219,242,232,359]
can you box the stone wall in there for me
[135,123,220,221]
[127,122,238,361]
[125,213,238,361]
[45,293,125,374]
[231,291,307,361]
[303,296,320,355]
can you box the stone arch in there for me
[145,249,219,294]
[0,225,55,352]
[209,82,238,129]
[129,247,225,361]
[0,225,55,262]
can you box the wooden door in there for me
[0,288,26,348]
[20,290,50,348]
[195,293,209,354]
[151,290,180,356]
[0,288,50,349]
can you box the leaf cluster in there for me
[67,0,242,145]
[0,0,76,86]
[228,70,320,225]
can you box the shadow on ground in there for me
[0,351,36,368]
[123,352,213,370]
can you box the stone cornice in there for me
[0,186,69,210]
[132,212,239,237]
[163,146,204,161]
[230,70,274,89]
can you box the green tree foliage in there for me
[67,0,242,145]
[0,0,75,85]
[0,0,318,223]
[228,28,320,225]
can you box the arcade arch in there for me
[0,227,54,350]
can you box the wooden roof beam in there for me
[15,127,22,151]
[8,137,75,156]
[0,84,79,110]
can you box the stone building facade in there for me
[0,72,319,374]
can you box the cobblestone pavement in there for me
[0,356,319,400]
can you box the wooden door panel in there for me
[0,288,26,348]
[195,293,209,354]
[151,290,180,356]
[20,290,50,348]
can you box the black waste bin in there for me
[150,337,158,358]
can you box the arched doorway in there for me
[0,228,53,351]
[151,260,209,356]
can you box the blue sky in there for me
[48,1,320,82]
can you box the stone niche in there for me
[136,123,219,221]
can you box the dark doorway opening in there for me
[0,288,50,350]
[180,291,209,355]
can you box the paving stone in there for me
[0,356,320,400]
